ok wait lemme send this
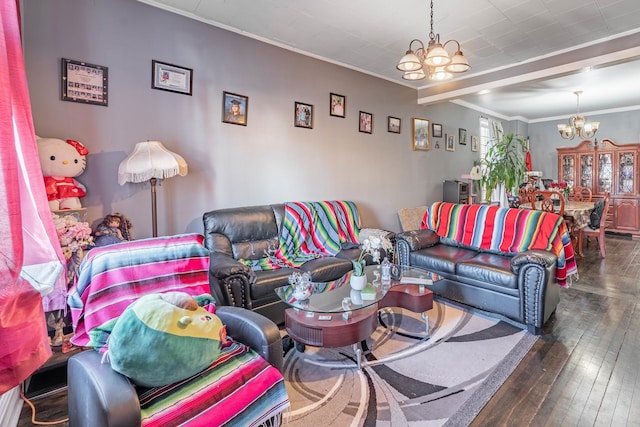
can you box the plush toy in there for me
[37,136,89,210]
[107,292,227,387]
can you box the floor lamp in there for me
[118,141,188,237]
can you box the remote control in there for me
[318,315,332,320]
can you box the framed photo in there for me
[471,135,479,152]
[412,118,430,151]
[446,133,456,151]
[359,111,373,134]
[432,123,442,138]
[388,116,401,134]
[523,137,530,152]
[152,60,193,96]
[222,91,248,126]
[294,102,314,129]
[459,128,468,145]
[61,58,108,106]
[330,93,346,118]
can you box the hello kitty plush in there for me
[37,136,89,210]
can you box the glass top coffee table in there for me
[275,265,441,368]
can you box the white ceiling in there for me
[139,0,640,122]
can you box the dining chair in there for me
[578,192,610,258]
[532,190,565,216]
[518,185,536,205]
[570,186,593,202]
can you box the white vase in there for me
[350,274,366,290]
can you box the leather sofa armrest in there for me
[216,306,284,373]
[394,229,439,266]
[511,250,556,274]
[395,229,439,251]
[209,252,254,309]
[68,351,140,427]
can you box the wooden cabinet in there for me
[558,139,640,237]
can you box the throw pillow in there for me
[107,292,226,387]
[589,200,605,230]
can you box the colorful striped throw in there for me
[422,202,577,287]
[242,201,360,270]
[67,233,212,350]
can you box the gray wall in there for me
[23,0,486,237]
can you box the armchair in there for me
[66,234,289,427]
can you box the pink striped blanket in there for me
[422,202,577,287]
[67,233,289,426]
[68,233,212,350]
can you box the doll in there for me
[94,213,132,247]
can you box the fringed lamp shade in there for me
[118,141,187,185]
[118,141,188,237]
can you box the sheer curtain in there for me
[0,0,66,399]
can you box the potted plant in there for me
[481,132,527,205]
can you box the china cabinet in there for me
[557,139,640,237]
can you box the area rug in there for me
[282,298,538,426]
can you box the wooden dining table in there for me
[520,200,595,257]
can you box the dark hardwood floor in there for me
[18,235,640,426]
[473,234,640,427]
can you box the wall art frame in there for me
[222,91,248,126]
[295,101,314,129]
[359,111,373,134]
[388,116,401,134]
[330,93,346,118]
[61,58,108,106]
[459,128,468,145]
[152,60,193,96]
[412,118,430,151]
[432,123,442,138]
[446,133,456,151]
[471,135,479,152]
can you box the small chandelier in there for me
[396,0,470,81]
[557,91,600,140]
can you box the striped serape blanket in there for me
[67,233,290,426]
[242,201,360,270]
[139,340,289,427]
[421,202,577,287]
[68,233,212,350]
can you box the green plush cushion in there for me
[108,292,224,387]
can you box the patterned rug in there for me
[282,298,537,426]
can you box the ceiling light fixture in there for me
[396,0,470,81]
[557,91,600,140]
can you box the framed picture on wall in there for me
[330,93,346,118]
[446,133,456,151]
[359,111,373,134]
[432,123,442,138]
[152,60,193,96]
[61,58,108,107]
[222,91,248,126]
[412,118,430,151]
[295,102,314,129]
[459,128,468,145]
[388,116,401,133]
[471,135,479,152]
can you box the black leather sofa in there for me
[395,229,560,334]
[203,202,388,325]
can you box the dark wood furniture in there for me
[557,138,640,237]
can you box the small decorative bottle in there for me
[381,257,391,285]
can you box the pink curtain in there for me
[0,0,66,393]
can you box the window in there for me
[479,117,490,202]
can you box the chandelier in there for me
[396,0,470,81]
[557,91,600,140]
